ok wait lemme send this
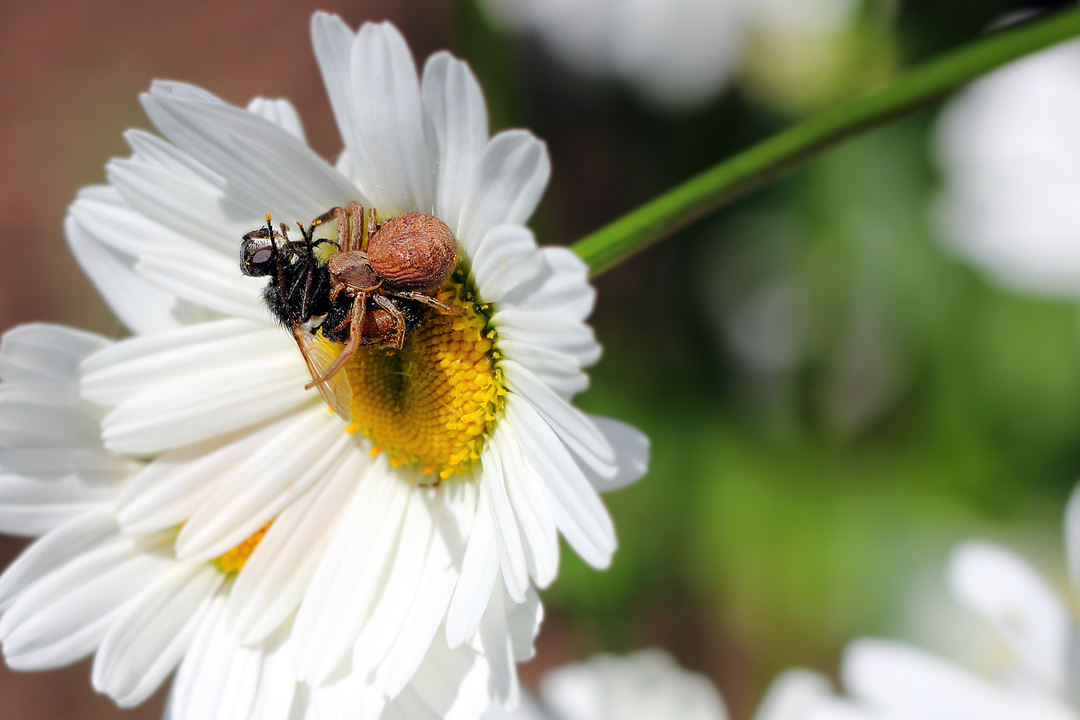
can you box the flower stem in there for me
[573,8,1080,277]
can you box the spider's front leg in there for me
[306,292,368,389]
[373,294,408,350]
[388,290,459,315]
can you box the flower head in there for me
[0,12,648,718]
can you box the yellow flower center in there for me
[344,278,505,481]
[213,522,272,573]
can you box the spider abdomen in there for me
[368,212,457,291]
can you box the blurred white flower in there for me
[935,40,1080,299]
[478,0,859,109]
[764,484,1080,719]
[480,649,873,720]
[0,11,650,719]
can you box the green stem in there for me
[572,8,1080,277]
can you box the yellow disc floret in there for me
[213,522,272,574]
[345,278,506,481]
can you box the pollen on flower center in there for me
[213,522,273,573]
[345,275,506,481]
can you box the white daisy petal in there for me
[446,479,500,649]
[81,318,275,404]
[291,462,411,684]
[70,183,198,259]
[471,224,547,304]
[116,419,291,535]
[311,12,367,192]
[0,396,102,449]
[247,626,299,720]
[228,448,363,644]
[502,360,615,477]
[92,562,223,707]
[947,541,1071,692]
[348,22,435,216]
[506,396,616,568]
[497,430,559,589]
[167,592,230,720]
[581,416,649,493]
[842,639,1069,720]
[65,212,181,335]
[0,448,132,486]
[0,533,173,671]
[421,51,489,233]
[0,509,116,612]
[484,434,529,603]
[506,587,543,663]
[310,671,387,720]
[142,81,358,225]
[136,244,266,322]
[493,308,601,371]
[0,324,109,395]
[371,526,459,698]
[247,97,308,142]
[0,474,115,537]
[384,689,440,720]
[109,130,262,255]
[458,131,551,255]
[410,633,494,719]
[352,488,438,677]
[513,247,596,321]
[496,340,588,398]
[99,351,312,455]
[478,582,519,706]
[175,410,350,562]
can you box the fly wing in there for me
[292,326,352,422]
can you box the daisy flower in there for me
[935,39,1080,300]
[0,11,649,719]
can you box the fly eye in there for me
[240,237,276,277]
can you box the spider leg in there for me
[345,202,363,253]
[389,290,459,314]
[374,293,407,349]
[306,294,367,389]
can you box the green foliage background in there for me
[454,0,1080,714]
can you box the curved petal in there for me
[348,22,436,215]
[246,97,308,142]
[457,131,550,256]
[142,81,358,227]
[98,348,313,455]
[581,416,649,493]
[0,474,116,538]
[291,461,411,684]
[65,211,181,336]
[227,448,363,643]
[446,478,499,649]
[0,323,109,397]
[92,563,223,707]
[947,541,1071,692]
[175,410,350,562]
[471,224,546,305]
[421,51,489,233]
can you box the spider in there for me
[304,201,458,389]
